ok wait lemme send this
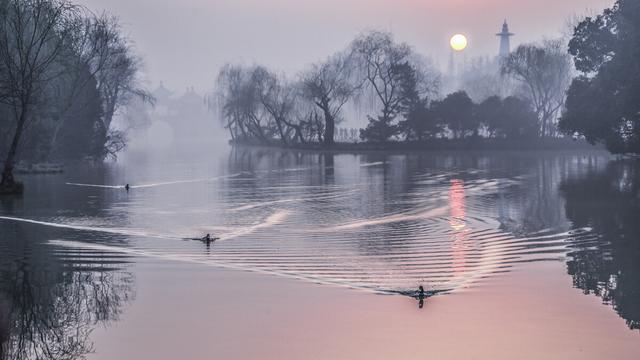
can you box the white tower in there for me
[497,20,514,57]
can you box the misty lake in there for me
[0,146,639,359]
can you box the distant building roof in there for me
[178,86,204,104]
[153,82,173,102]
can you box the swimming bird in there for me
[202,234,219,245]
[417,286,426,309]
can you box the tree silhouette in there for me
[432,91,476,139]
[560,0,640,154]
[0,0,80,191]
[300,51,359,146]
[397,62,441,141]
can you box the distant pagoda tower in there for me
[496,20,514,57]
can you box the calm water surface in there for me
[0,146,638,359]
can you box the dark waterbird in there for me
[184,234,220,246]
[202,233,217,244]
[395,285,445,309]
[417,286,426,309]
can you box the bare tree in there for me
[501,39,572,137]
[300,51,359,145]
[0,4,152,168]
[0,0,80,190]
[253,67,297,145]
[351,31,411,138]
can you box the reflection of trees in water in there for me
[560,161,640,331]
[0,261,134,360]
[228,146,309,174]
[514,158,567,232]
[492,155,582,235]
[0,224,134,360]
[478,154,611,239]
[0,298,7,357]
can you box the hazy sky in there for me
[78,0,614,93]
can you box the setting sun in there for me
[450,34,468,51]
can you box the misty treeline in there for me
[0,0,152,191]
[214,31,574,147]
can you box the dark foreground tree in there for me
[559,0,640,154]
[0,1,148,194]
[0,0,79,192]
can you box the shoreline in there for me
[230,138,605,154]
